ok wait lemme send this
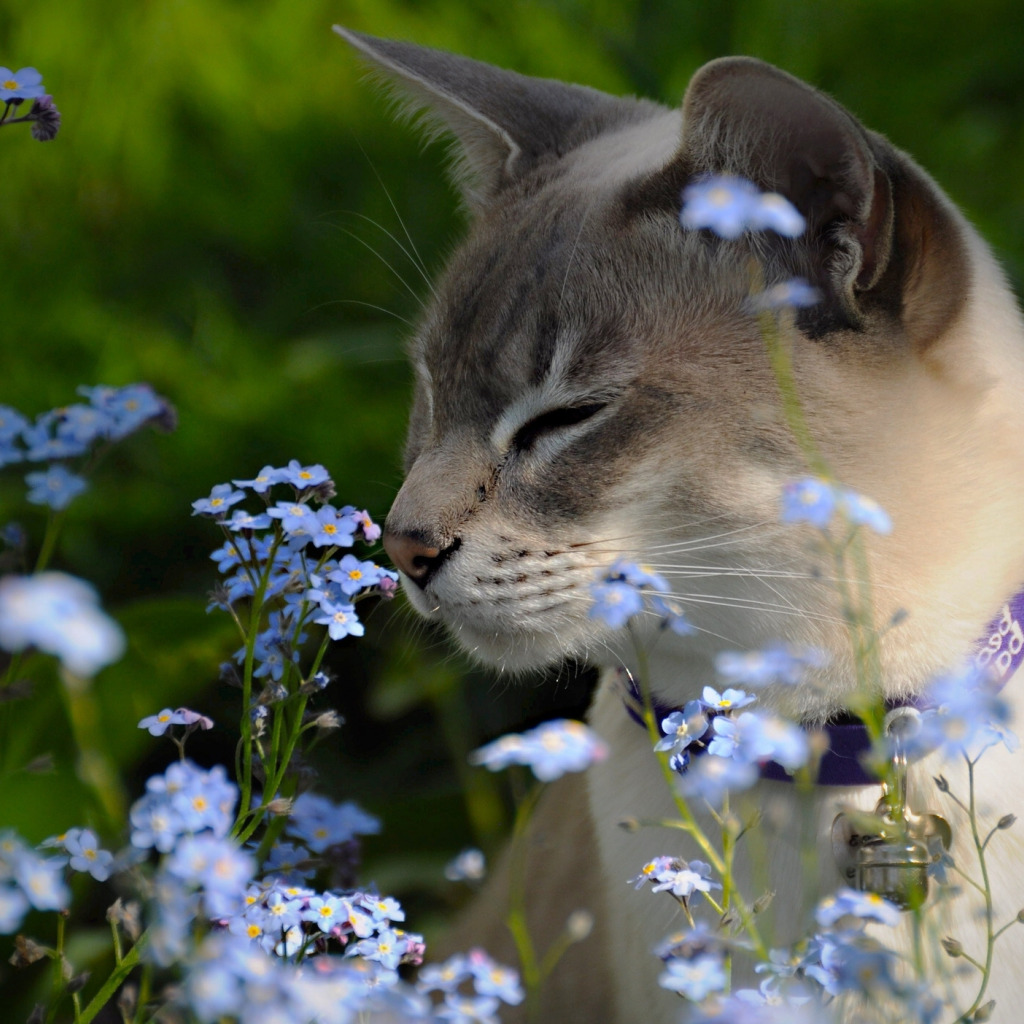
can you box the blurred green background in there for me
[2,0,1024,1010]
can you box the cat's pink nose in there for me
[383,530,442,588]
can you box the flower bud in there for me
[312,710,343,732]
[753,891,775,914]
[941,936,963,958]
[974,999,995,1022]
[997,814,1016,830]
[10,935,49,966]
[566,909,594,941]
[934,775,950,793]
[67,971,91,994]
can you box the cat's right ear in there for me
[335,27,637,214]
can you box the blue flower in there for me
[658,952,727,1000]
[0,67,45,101]
[165,835,256,918]
[650,594,694,635]
[138,707,189,735]
[210,540,243,573]
[99,384,168,439]
[313,599,365,639]
[328,554,384,595]
[607,560,670,593]
[715,643,828,687]
[680,175,805,240]
[0,571,125,676]
[436,992,502,1022]
[905,667,1016,760]
[805,929,900,997]
[839,489,892,535]
[25,464,88,510]
[700,685,755,711]
[648,859,721,899]
[55,404,112,446]
[590,579,644,628]
[192,483,246,518]
[444,847,486,882]
[0,405,28,442]
[677,749,758,806]
[653,701,708,761]
[309,505,358,548]
[745,277,822,313]
[469,719,608,782]
[466,948,525,1005]
[815,888,901,928]
[225,508,272,532]
[12,849,70,911]
[782,477,892,535]
[708,711,809,771]
[288,792,380,853]
[781,477,837,529]
[232,465,285,493]
[64,828,113,881]
[281,459,331,490]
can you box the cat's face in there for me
[389,169,797,671]
[340,31,1006,689]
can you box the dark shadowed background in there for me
[2,0,1023,1011]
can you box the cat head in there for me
[338,29,1018,694]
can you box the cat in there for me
[337,27,1024,1023]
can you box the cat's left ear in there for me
[639,56,967,351]
[335,27,643,213]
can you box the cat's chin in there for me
[445,622,578,673]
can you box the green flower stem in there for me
[628,633,768,960]
[234,533,283,832]
[45,912,67,1024]
[236,630,330,845]
[132,966,151,1024]
[960,757,996,1020]
[77,931,148,1024]
[505,780,545,1021]
[59,669,126,831]
[35,508,66,572]
[757,308,830,480]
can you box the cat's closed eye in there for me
[511,402,607,453]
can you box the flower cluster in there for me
[714,643,827,689]
[646,684,808,800]
[0,383,172,509]
[629,856,720,902]
[782,476,892,535]
[0,67,60,141]
[680,175,806,240]
[418,947,525,1020]
[0,570,125,677]
[894,666,1017,763]
[590,560,692,634]
[198,462,395,647]
[0,829,70,932]
[469,718,608,782]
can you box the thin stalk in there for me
[78,932,148,1024]
[505,781,544,1020]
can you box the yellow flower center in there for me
[3,80,18,90]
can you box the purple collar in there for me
[623,588,1024,787]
